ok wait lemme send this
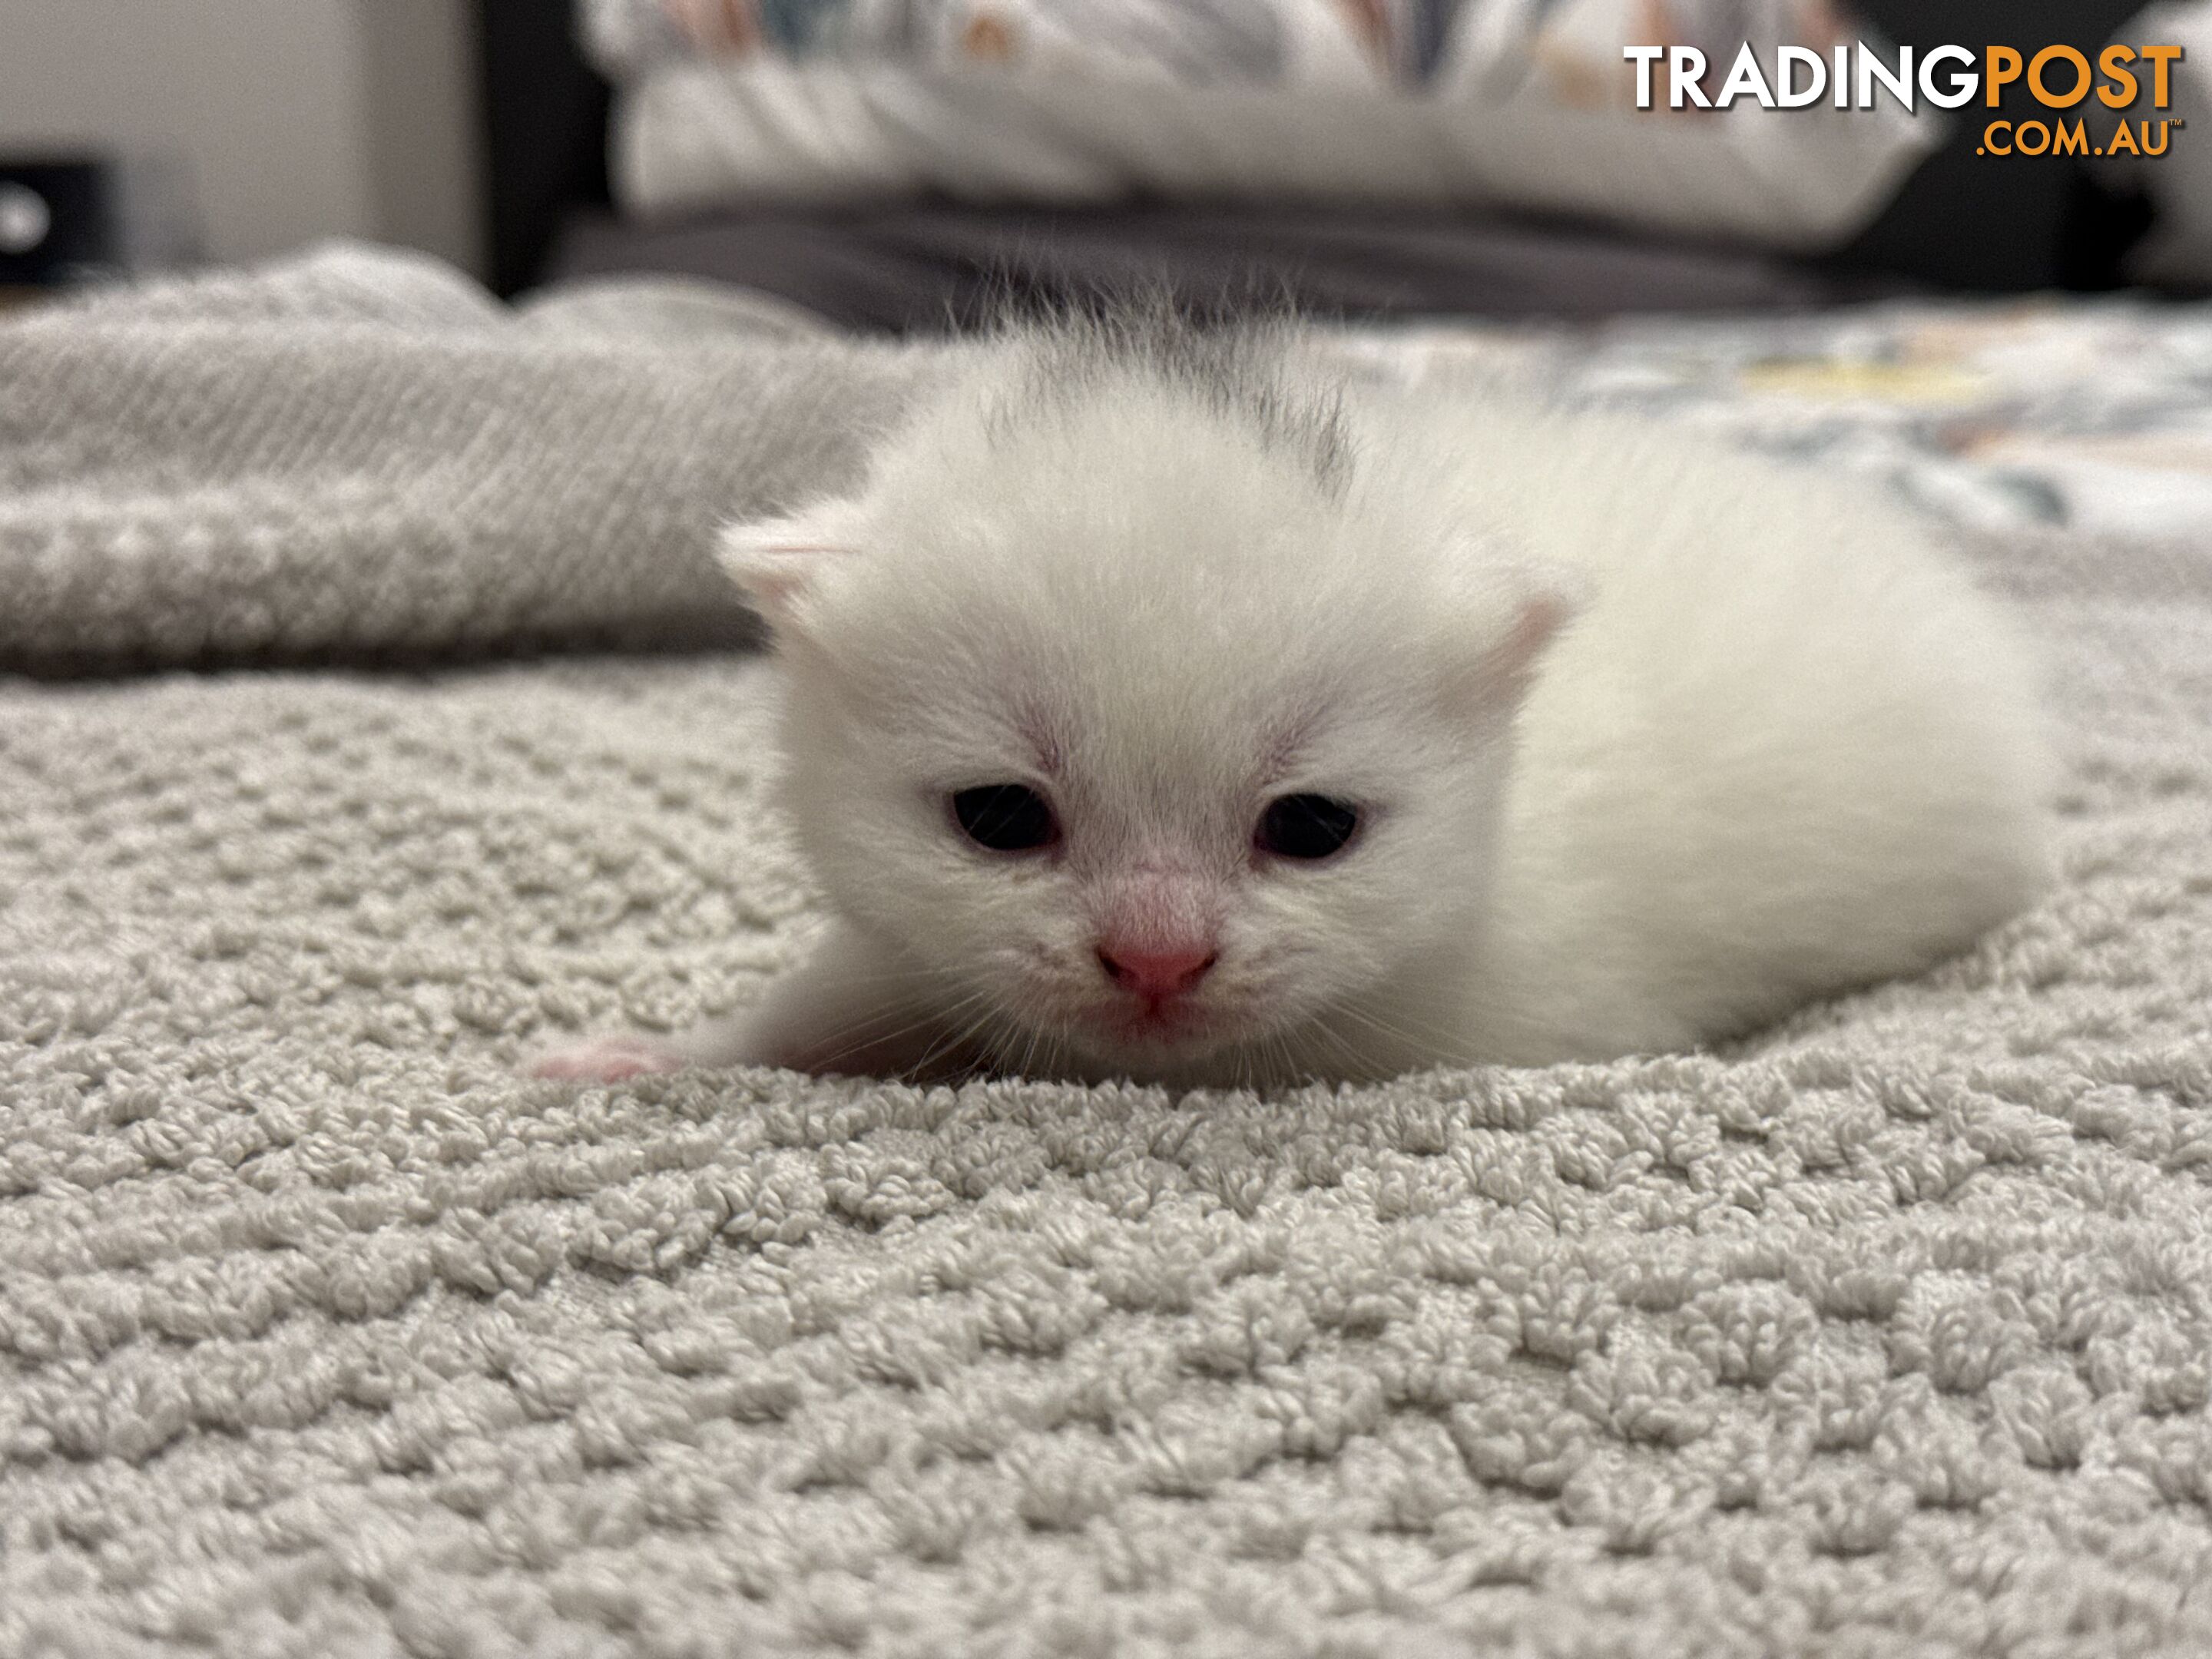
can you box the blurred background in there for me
[0,2,482,283]
[0,0,2194,323]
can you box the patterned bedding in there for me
[581,0,1931,249]
[588,0,1584,88]
[588,0,1864,96]
[1358,296,2212,541]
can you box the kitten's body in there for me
[536,319,2051,1091]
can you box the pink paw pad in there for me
[528,1036,688,1083]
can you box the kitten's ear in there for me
[715,511,858,636]
[1449,558,1586,708]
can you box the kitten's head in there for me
[720,324,1572,1084]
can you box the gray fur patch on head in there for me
[989,303,1356,498]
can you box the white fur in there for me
[533,323,2054,1090]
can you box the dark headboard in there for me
[1844,0,2149,290]
[475,2,610,297]
[475,0,2151,300]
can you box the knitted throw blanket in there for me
[3,248,2211,1658]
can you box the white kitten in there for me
[534,316,2052,1091]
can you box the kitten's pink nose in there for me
[1097,942,1217,1001]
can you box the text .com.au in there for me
[1627,42,2185,159]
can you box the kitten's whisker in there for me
[1277,1027,1323,1088]
[1257,1031,1290,1092]
[904,994,1003,1080]
[1015,1019,1048,1082]
[1308,1010,1389,1081]
[802,989,992,1075]
[797,999,961,1063]
[1326,998,1492,1072]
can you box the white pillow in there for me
[584,0,1939,253]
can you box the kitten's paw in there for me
[528,1034,690,1083]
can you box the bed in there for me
[4,8,2211,1654]
[483,1,2154,314]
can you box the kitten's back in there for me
[1378,389,2055,1061]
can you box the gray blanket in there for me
[0,247,922,666]
[4,247,2212,1658]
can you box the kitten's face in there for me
[724,363,1562,1084]
[777,636,1517,1084]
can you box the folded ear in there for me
[1447,557,1587,710]
[1487,562,1583,689]
[714,511,859,636]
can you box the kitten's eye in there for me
[1256,794,1361,862]
[951,784,1059,853]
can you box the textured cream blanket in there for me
[3,250,2211,1657]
